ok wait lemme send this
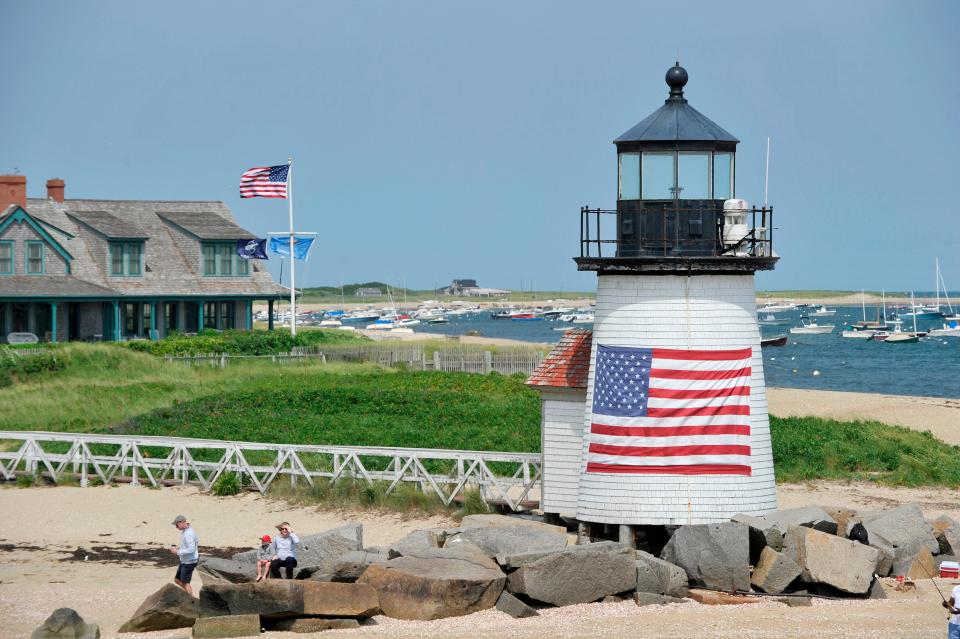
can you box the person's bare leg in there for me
[183,583,193,596]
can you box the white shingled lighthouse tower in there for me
[537,64,779,527]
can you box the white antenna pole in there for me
[764,137,771,206]
[287,157,296,336]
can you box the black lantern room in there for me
[577,64,776,274]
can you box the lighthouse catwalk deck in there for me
[575,275,776,524]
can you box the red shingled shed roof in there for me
[526,329,593,389]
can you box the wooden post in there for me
[483,350,492,374]
[433,351,440,371]
[576,521,592,545]
[618,524,635,547]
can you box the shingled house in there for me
[0,175,283,342]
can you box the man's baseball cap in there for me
[172,515,187,525]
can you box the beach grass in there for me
[1,343,958,489]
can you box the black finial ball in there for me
[666,64,688,89]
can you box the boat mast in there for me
[861,289,866,323]
[911,291,918,335]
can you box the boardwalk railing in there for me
[165,344,546,375]
[0,431,542,512]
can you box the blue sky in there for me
[1,1,957,293]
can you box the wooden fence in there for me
[0,431,541,511]
[165,344,545,375]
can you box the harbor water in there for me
[413,306,960,399]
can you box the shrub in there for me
[15,473,38,488]
[126,329,367,357]
[212,472,242,496]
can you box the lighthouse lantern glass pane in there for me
[714,153,733,199]
[618,153,640,200]
[678,153,709,199]
[642,152,674,199]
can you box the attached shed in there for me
[526,329,592,517]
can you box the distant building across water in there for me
[437,279,509,298]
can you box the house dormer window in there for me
[0,241,12,275]
[202,242,249,276]
[109,241,144,276]
[26,241,45,274]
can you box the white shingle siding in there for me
[540,388,586,517]
[575,273,778,525]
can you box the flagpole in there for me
[287,156,296,336]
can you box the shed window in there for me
[641,152,675,199]
[618,153,640,200]
[678,153,710,199]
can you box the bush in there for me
[0,349,66,385]
[212,472,242,496]
[126,329,367,357]
[15,473,38,488]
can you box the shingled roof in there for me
[67,209,148,239]
[157,210,252,240]
[526,329,593,389]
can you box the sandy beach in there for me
[1,483,957,639]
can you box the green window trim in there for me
[26,241,45,275]
[201,241,251,277]
[108,241,145,277]
[0,241,13,275]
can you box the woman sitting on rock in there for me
[269,522,300,579]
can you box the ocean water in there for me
[414,307,960,399]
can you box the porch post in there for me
[49,302,58,343]
[150,301,157,340]
[246,300,253,330]
[112,301,121,341]
[197,300,204,331]
[268,300,274,331]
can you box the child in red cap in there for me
[255,534,273,582]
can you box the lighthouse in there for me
[528,63,778,528]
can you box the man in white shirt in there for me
[946,583,960,639]
[169,515,199,595]
[269,521,300,579]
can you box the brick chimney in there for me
[0,175,27,209]
[47,178,65,203]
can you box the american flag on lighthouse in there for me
[239,165,289,199]
[587,344,753,476]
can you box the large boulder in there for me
[750,547,801,594]
[863,504,939,554]
[495,592,539,618]
[32,608,99,639]
[199,581,379,618]
[782,525,880,594]
[387,529,443,558]
[732,507,836,553]
[358,543,506,620]
[634,550,688,598]
[891,541,936,579]
[506,544,636,606]
[445,525,567,558]
[192,615,260,638]
[233,523,363,579]
[660,523,750,593]
[932,515,960,556]
[495,540,623,571]
[461,514,568,536]
[119,583,198,632]
[326,549,390,582]
[196,557,257,584]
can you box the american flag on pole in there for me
[239,165,289,199]
[587,344,753,476]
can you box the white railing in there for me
[0,431,542,512]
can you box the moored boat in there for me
[789,320,835,335]
[760,335,787,347]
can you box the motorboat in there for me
[759,314,789,326]
[342,311,380,323]
[427,316,450,324]
[885,331,919,344]
[897,304,942,321]
[760,335,788,347]
[757,301,796,313]
[571,313,595,324]
[319,319,342,328]
[808,305,837,318]
[841,329,876,339]
[511,313,543,321]
[928,320,960,337]
[789,320,835,335]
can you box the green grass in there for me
[1,343,959,489]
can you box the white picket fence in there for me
[0,431,542,511]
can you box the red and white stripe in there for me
[239,166,287,198]
[587,346,752,476]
